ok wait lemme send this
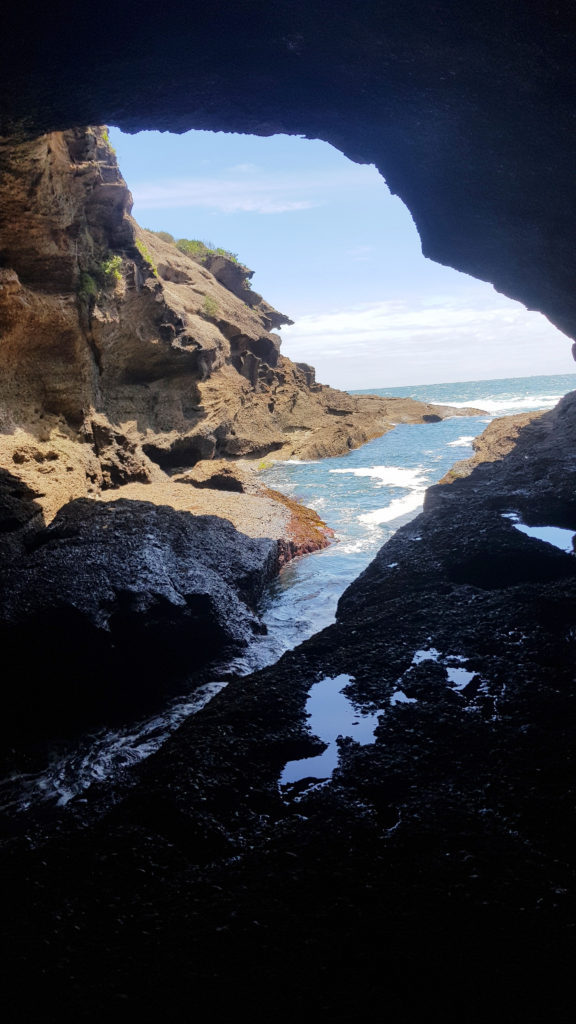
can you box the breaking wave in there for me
[329,465,428,488]
[449,393,562,414]
[446,435,475,447]
[358,490,426,525]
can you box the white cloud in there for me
[227,163,260,174]
[346,244,376,262]
[130,165,381,215]
[278,294,574,389]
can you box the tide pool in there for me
[4,372,573,811]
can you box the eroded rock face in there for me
[0,124,482,738]
[1,4,576,348]
[0,124,476,527]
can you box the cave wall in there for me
[2,1,576,350]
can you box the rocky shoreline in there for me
[0,125,482,747]
[0,460,335,751]
[2,395,575,1021]
[0,118,573,1024]
[1,7,575,1019]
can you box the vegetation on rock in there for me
[201,295,220,319]
[78,255,122,302]
[77,271,99,301]
[148,229,175,244]
[172,236,239,264]
[98,253,123,285]
[135,238,158,277]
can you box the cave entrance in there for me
[109,126,572,392]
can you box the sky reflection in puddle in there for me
[502,513,575,553]
[280,674,380,786]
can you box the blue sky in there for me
[109,127,574,389]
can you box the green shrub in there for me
[213,246,239,263]
[100,127,116,154]
[176,238,210,259]
[150,230,175,244]
[79,254,122,301]
[99,254,123,284]
[201,295,220,319]
[77,272,99,301]
[176,237,239,264]
[135,239,158,277]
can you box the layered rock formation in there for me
[0,125,479,742]
[0,125,475,512]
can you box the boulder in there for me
[0,498,278,740]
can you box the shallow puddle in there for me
[503,513,575,553]
[390,690,417,705]
[445,665,476,690]
[279,674,380,786]
[399,648,476,693]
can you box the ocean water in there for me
[3,372,574,812]
[248,372,576,666]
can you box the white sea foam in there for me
[1,681,228,813]
[358,491,426,525]
[449,393,562,415]
[446,435,475,448]
[277,458,319,465]
[337,538,373,554]
[330,465,428,488]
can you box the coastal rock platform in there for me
[3,394,575,1022]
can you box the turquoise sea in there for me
[246,372,576,669]
[5,372,575,809]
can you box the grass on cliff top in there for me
[147,230,239,264]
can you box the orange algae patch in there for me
[263,486,335,565]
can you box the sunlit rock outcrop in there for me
[0,125,474,524]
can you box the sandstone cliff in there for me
[0,125,478,530]
[0,124,482,740]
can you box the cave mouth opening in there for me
[108,124,573,393]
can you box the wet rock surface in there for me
[3,396,575,1021]
[0,498,279,743]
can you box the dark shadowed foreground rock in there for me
[0,498,278,741]
[3,395,575,1022]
